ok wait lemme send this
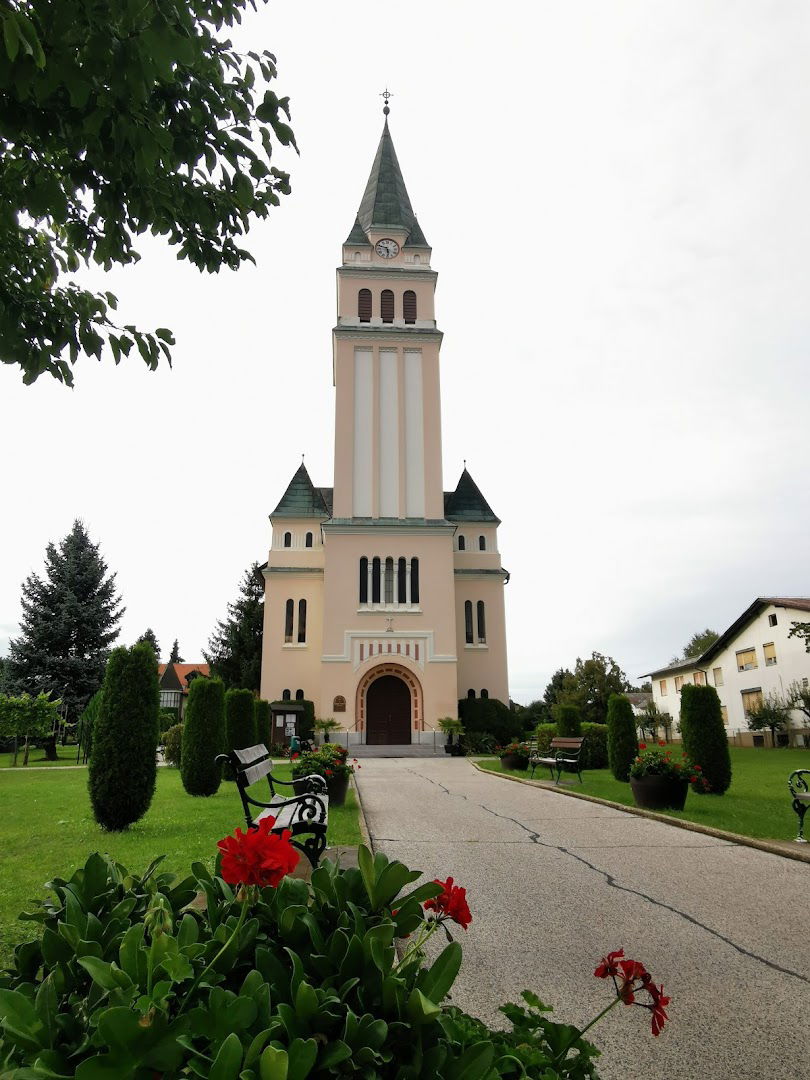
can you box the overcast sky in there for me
[2,1,809,704]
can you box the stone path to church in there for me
[354,757,810,1080]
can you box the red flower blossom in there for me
[290,752,300,761]
[595,950,670,1036]
[423,876,472,929]
[645,980,671,1036]
[594,949,625,978]
[694,764,702,771]
[638,743,647,750]
[217,817,299,888]
[658,740,666,747]
[325,768,334,777]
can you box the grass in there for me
[1,751,87,768]
[477,746,809,843]
[0,764,361,964]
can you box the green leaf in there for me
[287,1038,318,1080]
[3,14,20,62]
[418,942,462,1003]
[449,1041,495,1080]
[373,862,421,908]
[210,1031,244,1080]
[357,844,376,908]
[77,956,126,992]
[0,988,46,1048]
[259,1045,288,1080]
[407,988,441,1026]
[294,980,318,1024]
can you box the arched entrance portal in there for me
[366,675,412,745]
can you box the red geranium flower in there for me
[594,949,625,978]
[658,740,666,746]
[217,817,299,888]
[645,980,671,1036]
[595,950,670,1036]
[639,743,647,750]
[423,876,472,929]
[290,752,300,761]
[325,768,334,777]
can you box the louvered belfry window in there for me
[381,289,394,323]
[403,290,417,324]
[358,288,372,322]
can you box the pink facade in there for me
[259,120,509,743]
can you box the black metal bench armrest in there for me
[788,770,810,797]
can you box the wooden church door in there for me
[366,675,412,744]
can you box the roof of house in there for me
[644,596,810,677]
[272,463,331,518]
[348,120,429,247]
[158,663,210,692]
[626,692,653,707]
[444,468,500,524]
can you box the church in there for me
[259,113,509,744]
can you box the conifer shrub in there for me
[533,723,558,755]
[581,723,608,769]
[163,722,183,767]
[679,683,732,794]
[606,694,638,782]
[458,697,521,744]
[254,698,271,745]
[181,676,225,797]
[553,703,582,737]
[224,688,257,779]
[300,698,316,740]
[88,643,159,830]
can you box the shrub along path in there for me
[355,756,810,1080]
[0,765,360,963]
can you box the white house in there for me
[645,597,810,746]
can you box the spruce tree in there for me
[224,688,257,779]
[168,639,184,664]
[88,643,159,830]
[7,520,123,755]
[204,564,264,691]
[606,693,638,781]
[679,684,732,794]
[181,677,225,797]
[136,628,161,661]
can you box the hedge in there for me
[679,684,732,795]
[533,723,557,755]
[181,677,225,797]
[224,688,256,780]
[163,723,183,767]
[606,694,638,782]
[553,703,581,738]
[580,723,608,770]
[254,698,271,745]
[458,697,521,745]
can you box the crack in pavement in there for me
[387,765,809,987]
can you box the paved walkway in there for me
[355,758,810,1080]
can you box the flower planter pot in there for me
[326,773,350,806]
[629,775,689,811]
[449,744,466,757]
[500,753,529,771]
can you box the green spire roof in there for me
[349,121,428,247]
[444,469,500,523]
[272,463,331,518]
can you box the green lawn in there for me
[0,765,360,964]
[1,751,86,768]
[478,746,808,843]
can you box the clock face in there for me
[375,238,400,259]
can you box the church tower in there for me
[260,112,509,743]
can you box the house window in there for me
[381,289,394,323]
[713,667,723,687]
[481,688,489,699]
[359,557,368,604]
[410,557,420,603]
[764,642,777,666]
[479,535,486,551]
[358,288,372,322]
[295,689,304,700]
[736,648,757,672]
[284,599,294,643]
[371,557,381,604]
[297,599,307,643]
[674,676,683,692]
[741,688,763,716]
[458,535,466,551]
[720,705,728,725]
[659,680,667,696]
[477,601,486,644]
[283,532,292,548]
[464,601,473,644]
[403,289,417,323]
[398,557,407,603]
[282,689,291,701]
[467,688,475,699]
[305,532,313,548]
[768,613,777,627]
[693,671,705,686]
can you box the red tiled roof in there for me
[158,663,210,691]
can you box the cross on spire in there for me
[380,87,393,117]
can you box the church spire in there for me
[345,118,428,247]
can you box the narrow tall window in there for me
[397,557,407,603]
[372,557,381,604]
[305,532,313,548]
[282,689,291,701]
[297,599,307,643]
[479,535,486,551]
[283,532,292,548]
[458,535,466,551]
[359,557,368,604]
[384,557,394,603]
[659,679,667,696]
[295,689,304,700]
[403,289,417,323]
[467,689,475,699]
[764,642,777,666]
[713,667,723,687]
[410,557,419,603]
[381,289,394,323]
[284,599,294,643]
[464,600,473,644]
[477,601,486,643]
[358,288,372,322]
[481,689,489,699]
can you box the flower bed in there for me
[290,743,359,805]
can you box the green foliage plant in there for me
[180,676,225,797]
[438,716,464,736]
[679,684,732,794]
[158,706,179,735]
[580,723,608,770]
[292,744,354,782]
[682,628,720,658]
[205,564,264,691]
[0,691,59,765]
[629,742,709,790]
[254,698,271,745]
[88,643,159,830]
[553,703,582,738]
[534,723,558,755]
[745,688,793,747]
[224,688,257,780]
[77,689,102,763]
[606,694,638,782]
[163,723,183,768]
[458,696,521,744]
[314,716,341,741]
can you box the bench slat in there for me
[242,759,273,787]
[234,744,270,766]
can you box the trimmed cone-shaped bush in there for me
[89,643,159,830]
[679,684,732,794]
[534,723,557,755]
[224,688,256,779]
[581,723,608,769]
[163,723,183,767]
[553,703,582,737]
[181,677,225,797]
[254,698,271,746]
[607,693,638,781]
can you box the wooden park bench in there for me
[788,769,810,842]
[216,743,329,868]
[530,737,585,785]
